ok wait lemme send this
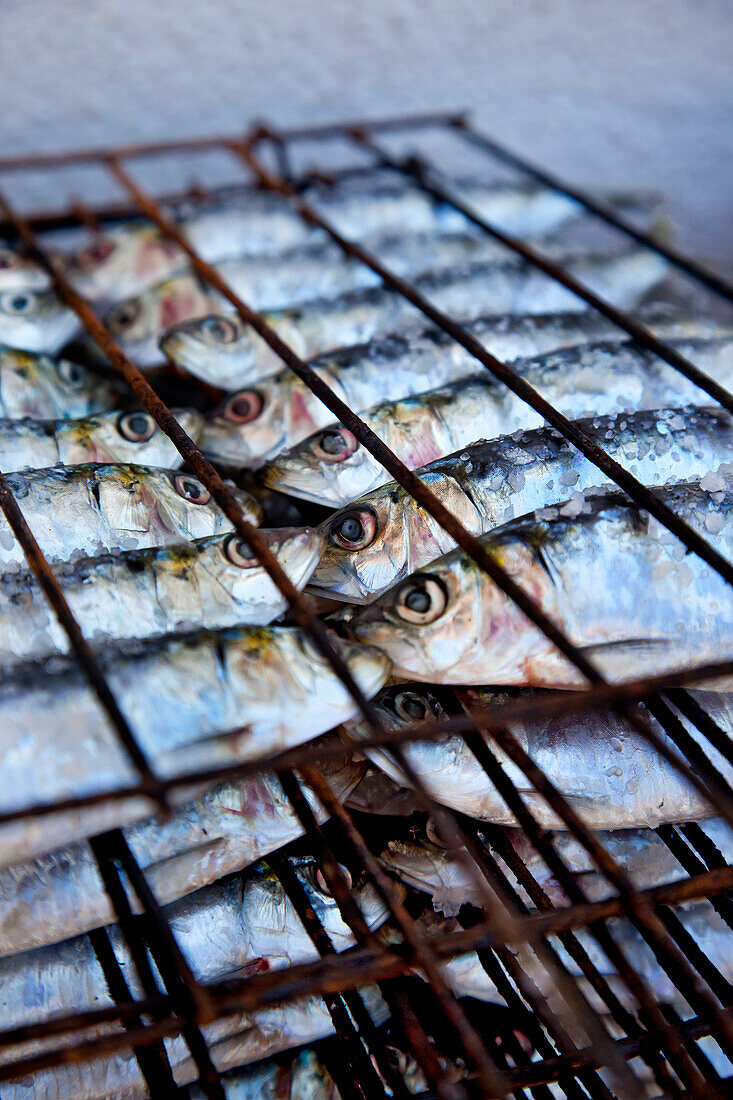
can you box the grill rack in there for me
[0,111,731,1098]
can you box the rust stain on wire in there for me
[0,111,730,1096]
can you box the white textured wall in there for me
[1,0,731,258]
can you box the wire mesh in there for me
[0,110,730,1098]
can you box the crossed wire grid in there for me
[0,111,731,1098]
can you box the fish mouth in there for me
[270,527,325,588]
[159,325,204,371]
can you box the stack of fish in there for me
[0,164,731,1098]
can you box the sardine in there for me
[312,400,733,601]
[0,346,119,419]
[263,322,733,508]
[505,816,733,906]
[346,766,424,817]
[0,286,79,353]
[0,625,389,864]
[67,176,586,299]
[199,299,697,477]
[399,907,731,1027]
[6,990,389,1100]
[342,481,733,686]
[384,840,733,1019]
[0,739,364,954]
[0,462,261,572]
[0,407,202,471]
[163,247,668,392]
[354,682,733,829]
[189,1048,341,1100]
[0,526,323,665]
[0,245,52,292]
[104,233,535,367]
[0,856,392,1099]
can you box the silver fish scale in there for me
[177,246,668,393]
[311,396,733,601]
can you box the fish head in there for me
[67,223,187,300]
[336,537,547,682]
[103,275,215,366]
[0,245,51,292]
[181,526,324,606]
[0,288,79,353]
[241,854,396,968]
[160,312,276,389]
[95,464,261,546]
[309,472,481,603]
[71,407,203,465]
[345,681,450,740]
[0,349,118,418]
[347,529,559,684]
[261,423,386,508]
[200,376,304,467]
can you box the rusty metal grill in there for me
[0,110,732,1098]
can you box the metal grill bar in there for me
[91,151,712,1090]
[0,653,730,833]
[451,119,733,302]
[0,113,730,1097]
[101,147,733,843]
[352,130,733,415]
[1,861,732,1088]
[0,469,164,807]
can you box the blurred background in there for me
[1,0,730,259]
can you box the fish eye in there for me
[426,820,449,848]
[107,299,140,332]
[78,240,114,265]
[315,865,352,896]
[394,576,447,625]
[56,359,86,389]
[2,292,35,315]
[393,691,437,722]
[201,316,239,344]
[313,428,359,463]
[222,390,263,424]
[329,508,377,551]
[174,473,211,505]
[117,410,157,443]
[223,534,259,569]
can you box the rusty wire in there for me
[0,111,731,1096]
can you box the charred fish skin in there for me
[0,406,202,471]
[347,683,733,829]
[0,346,120,419]
[163,246,669,391]
[0,625,390,849]
[0,526,323,665]
[311,398,733,602]
[68,177,586,300]
[263,319,733,507]
[0,736,363,949]
[342,481,733,687]
[0,462,262,572]
[0,287,79,354]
